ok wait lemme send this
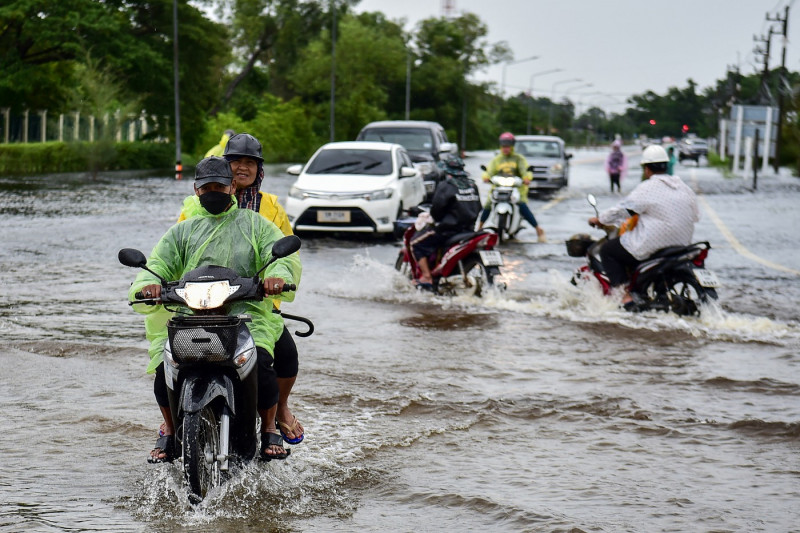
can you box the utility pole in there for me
[753,29,774,105]
[172,0,182,179]
[768,5,789,173]
[329,0,337,142]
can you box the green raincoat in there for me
[129,197,302,374]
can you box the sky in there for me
[355,0,799,114]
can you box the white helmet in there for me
[640,144,669,165]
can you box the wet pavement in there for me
[0,149,798,532]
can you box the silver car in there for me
[514,135,572,198]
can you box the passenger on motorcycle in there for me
[132,156,302,462]
[478,132,546,242]
[587,144,699,310]
[411,155,482,290]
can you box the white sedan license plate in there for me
[479,250,503,267]
[693,268,720,288]
[317,210,350,223]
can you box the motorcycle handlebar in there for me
[131,281,295,306]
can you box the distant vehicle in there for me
[285,141,425,235]
[513,135,572,198]
[356,120,458,201]
[678,138,708,164]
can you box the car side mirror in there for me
[286,164,303,176]
[565,153,573,160]
[480,165,487,171]
[439,142,456,154]
[400,167,418,178]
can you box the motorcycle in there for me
[119,235,310,503]
[567,194,720,316]
[394,207,505,297]
[480,165,533,243]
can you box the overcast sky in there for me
[355,0,798,113]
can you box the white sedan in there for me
[285,141,425,234]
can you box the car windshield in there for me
[305,148,393,175]
[516,140,562,159]
[359,128,434,152]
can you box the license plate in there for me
[479,250,503,267]
[425,182,435,193]
[693,268,720,288]
[317,210,350,223]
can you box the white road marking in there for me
[689,168,800,276]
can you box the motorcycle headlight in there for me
[364,188,394,201]
[493,176,518,187]
[174,281,240,310]
[550,163,564,174]
[289,186,307,199]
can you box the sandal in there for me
[260,430,291,462]
[148,434,176,464]
[277,416,304,445]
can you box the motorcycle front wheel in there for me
[496,213,508,244]
[183,405,221,504]
[442,254,493,298]
[650,272,718,316]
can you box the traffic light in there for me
[649,119,656,125]
[682,124,689,133]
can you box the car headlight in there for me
[288,186,307,199]
[364,188,394,201]
[550,163,564,174]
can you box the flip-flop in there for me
[412,281,435,292]
[277,416,304,444]
[260,430,291,461]
[147,434,175,464]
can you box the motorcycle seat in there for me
[648,244,693,259]
[443,231,483,248]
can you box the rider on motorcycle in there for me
[132,156,302,462]
[477,132,546,242]
[411,154,481,290]
[587,144,699,310]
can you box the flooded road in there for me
[1,150,798,532]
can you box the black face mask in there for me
[199,190,232,214]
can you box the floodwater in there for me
[0,151,798,532]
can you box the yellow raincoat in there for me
[481,149,533,204]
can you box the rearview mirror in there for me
[286,164,303,176]
[271,235,301,259]
[400,167,418,178]
[587,194,597,207]
[565,153,573,160]
[439,142,457,154]
[118,248,147,268]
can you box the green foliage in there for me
[0,141,173,175]
[290,13,407,141]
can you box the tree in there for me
[411,12,510,148]
[290,12,407,141]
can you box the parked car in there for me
[513,135,572,197]
[285,141,425,235]
[356,120,458,201]
[678,137,708,164]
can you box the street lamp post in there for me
[500,55,540,98]
[172,0,182,179]
[526,68,562,134]
[548,78,582,133]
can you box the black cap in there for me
[195,156,233,186]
